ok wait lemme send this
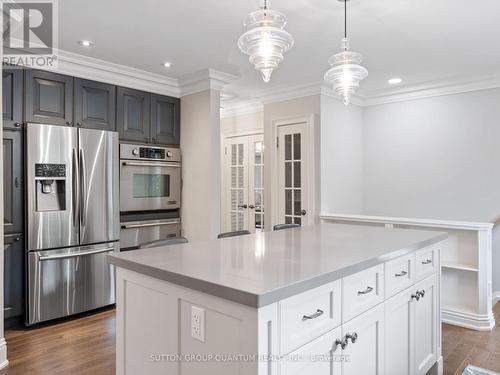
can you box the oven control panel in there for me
[120,143,181,162]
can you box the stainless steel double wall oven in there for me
[119,143,181,250]
[26,123,119,325]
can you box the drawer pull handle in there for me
[395,270,407,277]
[421,259,432,265]
[302,309,324,321]
[357,286,374,295]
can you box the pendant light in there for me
[238,0,294,83]
[324,0,368,105]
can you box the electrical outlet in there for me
[191,305,205,342]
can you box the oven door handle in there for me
[121,161,181,168]
[38,247,115,261]
[120,220,181,229]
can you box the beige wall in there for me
[220,111,263,136]
[181,90,221,242]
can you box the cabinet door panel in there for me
[4,234,24,320]
[385,288,414,375]
[25,69,73,126]
[414,274,437,375]
[2,68,23,129]
[280,327,342,375]
[3,130,23,234]
[150,94,180,145]
[117,87,150,143]
[342,304,385,375]
[74,78,116,131]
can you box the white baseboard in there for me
[442,307,495,331]
[0,338,8,370]
[437,356,443,375]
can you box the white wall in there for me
[320,95,364,214]
[363,89,500,222]
[361,89,500,294]
[181,90,221,242]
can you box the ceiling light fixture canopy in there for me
[238,0,294,83]
[324,0,368,105]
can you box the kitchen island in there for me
[108,223,447,375]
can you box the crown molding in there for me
[220,99,263,119]
[46,50,181,97]
[359,74,500,106]
[30,50,239,98]
[179,69,239,97]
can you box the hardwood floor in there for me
[0,308,115,375]
[443,302,500,375]
[0,304,499,374]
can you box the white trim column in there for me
[0,2,9,368]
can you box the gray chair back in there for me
[217,230,251,239]
[139,237,188,249]
[273,223,300,231]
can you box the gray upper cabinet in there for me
[25,69,73,126]
[2,68,23,130]
[151,94,180,145]
[74,78,116,131]
[117,87,150,143]
[4,234,24,320]
[3,130,23,235]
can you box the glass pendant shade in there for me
[238,1,294,83]
[324,38,368,105]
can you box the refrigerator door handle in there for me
[72,148,79,229]
[37,247,115,261]
[79,148,87,229]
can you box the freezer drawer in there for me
[27,242,118,325]
[120,219,181,250]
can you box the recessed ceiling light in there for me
[78,40,94,47]
[162,61,173,68]
[388,77,402,85]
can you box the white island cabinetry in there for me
[109,223,445,375]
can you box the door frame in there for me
[220,130,264,232]
[271,114,317,229]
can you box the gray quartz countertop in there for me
[107,223,447,308]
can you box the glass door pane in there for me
[252,139,264,232]
[229,142,247,232]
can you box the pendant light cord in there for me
[344,0,347,49]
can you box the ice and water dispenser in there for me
[34,163,66,211]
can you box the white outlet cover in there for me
[191,305,205,342]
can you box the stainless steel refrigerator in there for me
[26,123,119,325]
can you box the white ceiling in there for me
[59,0,500,101]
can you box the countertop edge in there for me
[108,231,448,309]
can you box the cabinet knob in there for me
[14,237,20,242]
[77,122,82,127]
[14,122,21,128]
[249,204,255,209]
[345,332,358,344]
[66,121,73,126]
[301,209,307,216]
[416,290,425,298]
[335,337,348,350]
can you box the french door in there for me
[223,134,264,233]
[277,122,309,226]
